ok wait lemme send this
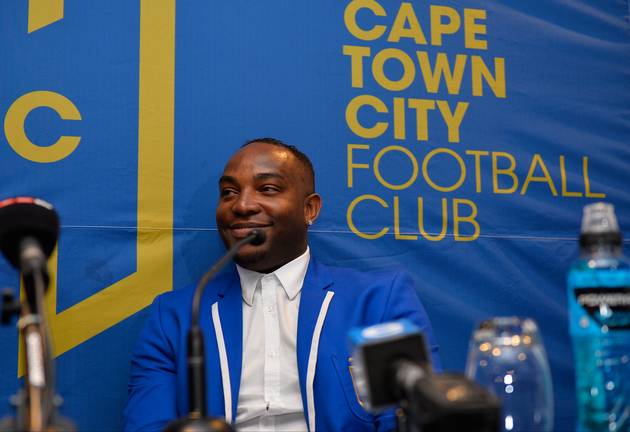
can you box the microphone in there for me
[349,320,500,432]
[0,197,76,432]
[0,197,59,267]
[348,320,432,411]
[164,229,265,432]
[248,229,266,246]
[0,197,59,309]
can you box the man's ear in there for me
[304,193,322,226]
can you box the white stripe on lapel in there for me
[306,291,335,432]
[211,302,232,424]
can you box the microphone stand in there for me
[0,238,75,432]
[164,230,263,432]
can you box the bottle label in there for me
[574,287,630,329]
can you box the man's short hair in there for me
[242,137,316,193]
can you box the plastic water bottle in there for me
[568,202,630,431]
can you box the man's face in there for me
[216,142,321,272]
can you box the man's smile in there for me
[228,222,272,239]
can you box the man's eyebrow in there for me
[219,175,237,184]
[254,172,285,181]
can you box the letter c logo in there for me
[4,90,81,163]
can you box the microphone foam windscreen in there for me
[348,320,431,411]
[249,229,266,246]
[0,197,59,269]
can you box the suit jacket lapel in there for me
[296,257,333,424]
[216,267,243,422]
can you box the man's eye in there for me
[261,185,280,194]
[220,189,237,198]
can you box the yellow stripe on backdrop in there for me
[18,0,176,376]
[28,0,64,33]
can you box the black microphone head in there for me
[249,229,266,246]
[348,320,432,411]
[0,197,59,270]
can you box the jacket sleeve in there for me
[375,271,442,432]
[380,271,442,371]
[122,295,178,432]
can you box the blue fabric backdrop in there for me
[1,1,629,430]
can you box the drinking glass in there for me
[465,317,554,431]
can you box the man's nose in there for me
[232,190,260,215]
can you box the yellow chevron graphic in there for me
[28,0,64,33]
[19,0,176,375]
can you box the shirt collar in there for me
[236,247,310,307]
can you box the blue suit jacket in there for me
[123,256,441,431]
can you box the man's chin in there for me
[233,247,268,272]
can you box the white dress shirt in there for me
[234,248,310,432]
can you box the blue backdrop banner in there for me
[1,1,629,430]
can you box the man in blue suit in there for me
[123,138,440,431]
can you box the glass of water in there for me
[465,317,554,431]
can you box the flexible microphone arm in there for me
[191,230,264,329]
[165,229,264,432]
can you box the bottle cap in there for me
[579,202,622,247]
[581,202,619,234]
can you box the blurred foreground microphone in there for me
[349,320,500,432]
[0,197,75,432]
[0,197,59,307]
[164,229,265,432]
